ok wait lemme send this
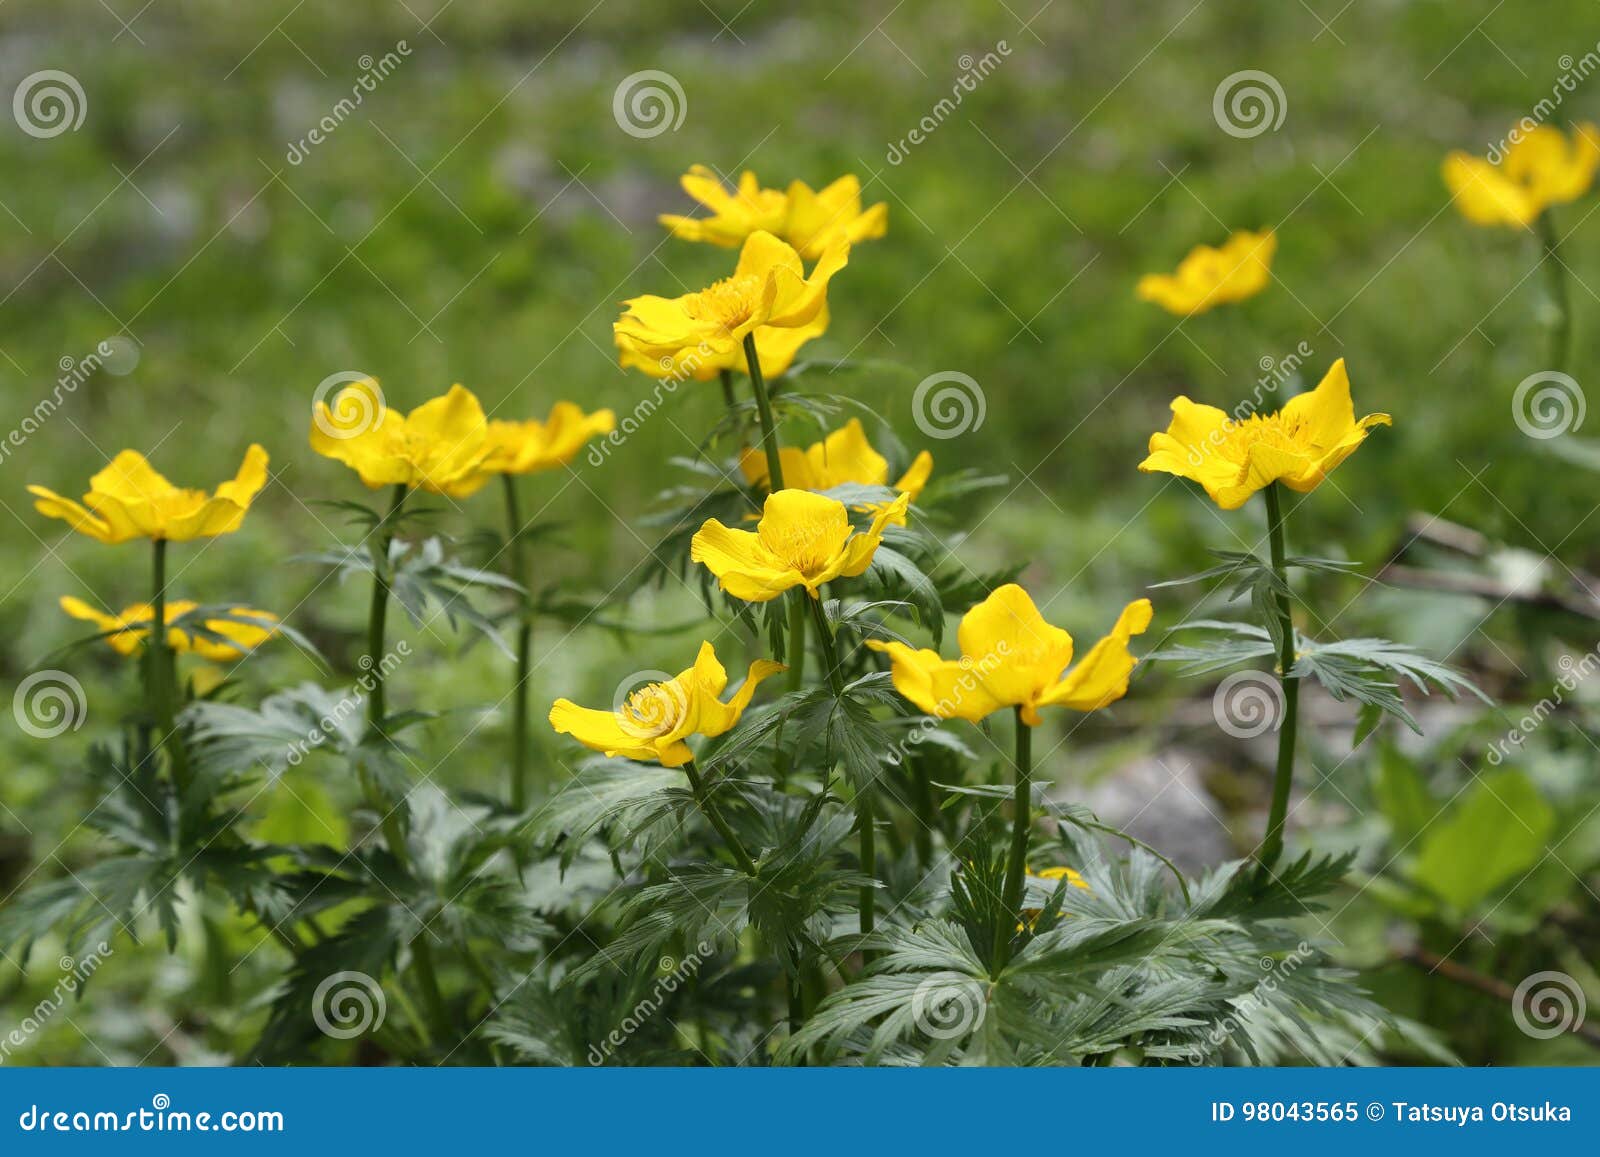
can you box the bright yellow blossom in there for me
[29,445,269,544]
[614,231,848,380]
[783,175,889,260]
[450,402,616,496]
[1443,123,1600,228]
[658,165,789,249]
[738,418,933,508]
[60,596,278,660]
[691,489,909,603]
[659,166,887,261]
[549,641,784,767]
[310,380,491,496]
[1138,358,1390,510]
[1136,229,1275,316]
[867,584,1152,726]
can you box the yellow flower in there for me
[659,166,887,261]
[867,584,1152,726]
[658,165,789,249]
[617,311,829,382]
[548,641,784,767]
[738,417,933,510]
[1019,865,1091,930]
[691,489,909,603]
[60,596,278,660]
[450,403,617,496]
[1136,229,1276,316]
[1443,124,1600,228]
[29,445,269,544]
[783,175,889,260]
[1138,358,1390,510]
[309,380,491,496]
[614,231,848,380]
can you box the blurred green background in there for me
[2,0,1598,1064]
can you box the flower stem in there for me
[147,537,190,794]
[741,333,809,695]
[1258,482,1301,874]
[995,706,1032,968]
[502,474,532,811]
[360,483,449,1044]
[719,368,737,412]
[1537,210,1572,374]
[807,595,874,941]
[365,485,407,736]
[682,759,758,876]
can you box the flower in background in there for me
[30,445,269,544]
[309,379,491,496]
[739,417,933,514]
[658,165,789,248]
[451,402,616,495]
[1019,865,1091,930]
[660,166,887,260]
[549,641,784,767]
[691,489,908,602]
[1443,123,1600,228]
[615,232,848,380]
[1138,358,1389,510]
[868,584,1152,725]
[1136,229,1276,316]
[783,175,889,260]
[60,596,278,660]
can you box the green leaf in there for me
[1411,770,1555,911]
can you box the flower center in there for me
[688,273,763,331]
[1215,410,1309,465]
[761,519,842,575]
[619,682,684,738]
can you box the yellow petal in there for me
[956,584,1074,713]
[690,518,801,602]
[404,384,490,492]
[1038,598,1153,712]
[549,698,662,763]
[808,419,889,489]
[29,486,115,542]
[894,451,935,500]
[866,639,1005,723]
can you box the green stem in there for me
[1537,210,1572,374]
[502,474,532,811]
[995,707,1032,968]
[148,537,190,794]
[1258,483,1301,874]
[807,596,874,941]
[742,333,809,696]
[719,368,738,412]
[682,759,758,876]
[359,484,449,1045]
